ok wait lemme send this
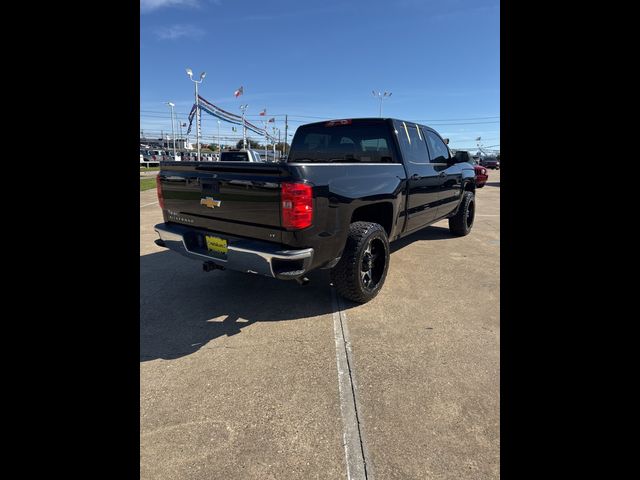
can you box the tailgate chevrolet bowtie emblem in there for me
[200,197,222,209]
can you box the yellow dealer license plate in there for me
[205,235,228,255]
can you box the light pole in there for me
[186,68,206,161]
[217,120,221,157]
[166,102,177,160]
[262,120,268,160]
[272,127,277,162]
[372,90,392,117]
[284,114,288,155]
[239,104,248,150]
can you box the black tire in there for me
[449,191,475,236]
[331,221,390,304]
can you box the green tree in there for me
[275,142,290,153]
[236,139,262,149]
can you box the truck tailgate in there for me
[159,162,288,243]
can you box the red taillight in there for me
[156,175,165,209]
[281,182,313,230]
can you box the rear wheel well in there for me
[350,203,394,237]
[465,181,476,193]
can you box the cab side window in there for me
[425,130,450,163]
[393,120,429,164]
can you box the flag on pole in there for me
[186,104,197,135]
[268,117,275,123]
[259,109,266,116]
[234,86,244,98]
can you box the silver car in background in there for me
[219,150,264,162]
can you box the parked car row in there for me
[141,148,290,164]
[181,151,220,162]
[140,149,221,165]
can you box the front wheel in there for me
[449,191,475,236]
[331,221,390,304]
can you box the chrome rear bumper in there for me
[154,223,314,280]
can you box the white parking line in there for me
[331,289,371,480]
[140,201,159,209]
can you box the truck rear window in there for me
[288,123,395,163]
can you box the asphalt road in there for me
[140,169,500,479]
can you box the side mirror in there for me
[452,151,468,164]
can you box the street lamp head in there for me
[186,68,193,78]
[167,102,175,107]
[199,72,206,80]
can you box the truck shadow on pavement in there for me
[140,251,339,362]
[140,225,457,362]
[390,225,456,254]
[483,182,500,187]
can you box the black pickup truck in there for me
[154,118,476,303]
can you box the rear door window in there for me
[392,120,429,164]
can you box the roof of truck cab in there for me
[297,117,438,131]
[298,117,388,127]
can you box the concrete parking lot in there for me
[140,170,500,479]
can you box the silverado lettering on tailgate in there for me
[167,210,195,224]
